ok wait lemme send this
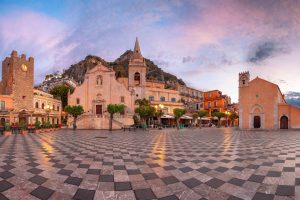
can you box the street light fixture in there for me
[224,110,230,127]
[45,105,53,123]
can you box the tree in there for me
[107,104,125,131]
[173,108,186,130]
[64,105,84,130]
[212,112,225,128]
[192,113,199,127]
[198,110,208,128]
[229,112,238,127]
[154,110,164,128]
[50,85,74,109]
[135,105,155,125]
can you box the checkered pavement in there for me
[1,128,300,200]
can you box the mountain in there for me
[285,91,300,107]
[62,50,185,88]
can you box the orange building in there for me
[239,71,300,129]
[203,90,231,115]
[0,95,13,125]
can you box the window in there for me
[242,80,245,85]
[120,96,125,103]
[76,98,80,104]
[171,98,176,102]
[214,101,217,107]
[208,93,211,98]
[96,75,102,85]
[0,101,5,111]
[149,96,154,101]
[160,96,165,102]
[57,106,60,111]
[208,102,211,108]
[134,72,140,86]
[42,103,45,109]
[35,102,39,108]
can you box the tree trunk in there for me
[109,113,113,131]
[73,117,77,130]
[176,118,180,130]
[199,117,202,129]
[218,118,221,128]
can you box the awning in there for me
[199,117,211,121]
[181,115,193,120]
[161,114,175,119]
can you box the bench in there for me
[123,125,136,132]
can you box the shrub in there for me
[35,121,41,129]
[4,123,11,131]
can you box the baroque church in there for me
[238,71,300,129]
[68,38,204,129]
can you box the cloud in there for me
[247,41,290,63]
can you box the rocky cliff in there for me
[62,50,185,88]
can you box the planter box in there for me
[20,130,28,135]
[3,131,12,136]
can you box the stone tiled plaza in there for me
[1,129,300,200]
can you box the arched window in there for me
[57,106,60,111]
[134,72,140,86]
[42,103,45,109]
[35,102,39,108]
[96,75,102,85]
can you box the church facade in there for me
[68,38,204,129]
[238,71,300,130]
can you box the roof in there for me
[250,77,286,103]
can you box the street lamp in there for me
[45,105,53,123]
[224,111,230,127]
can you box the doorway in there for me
[96,105,103,116]
[254,116,261,128]
[280,116,288,129]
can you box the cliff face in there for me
[62,50,185,88]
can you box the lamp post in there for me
[45,105,53,123]
[155,104,164,128]
[224,111,230,127]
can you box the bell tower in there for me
[128,37,147,100]
[239,71,250,88]
[0,50,34,112]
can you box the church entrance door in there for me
[96,105,103,116]
[254,116,261,128]
[280,116,288,129]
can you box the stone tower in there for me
[239,71,250,88]
[0,50,34,112]
[128,37,147,99]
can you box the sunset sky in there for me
[0,0,300,102]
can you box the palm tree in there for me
[107,104,125,131]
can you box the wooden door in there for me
[96,105,102,115]
[254,116,261,128]
[280,116,288,129]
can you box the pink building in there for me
[68,65,135,129]
[239,71,300,129]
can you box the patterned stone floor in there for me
[0,128,300,200]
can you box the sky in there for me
[0,0,300,102]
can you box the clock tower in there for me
[0,50,34,112]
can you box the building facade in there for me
[239,71,300,129]
[204,90,231,115]
[0,51,61,125]
[68,64,135,129]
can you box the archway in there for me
[254,116,261,128]
[280,116,288,129]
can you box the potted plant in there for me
[4,123,12,136]
[20,121,28,134]
[34,121,41,133]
